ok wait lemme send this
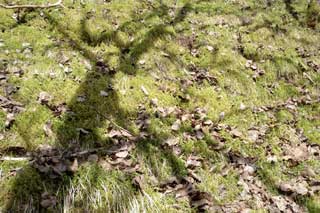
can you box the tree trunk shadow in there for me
[4,1,204,212]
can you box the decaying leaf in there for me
[38,91,52,104]
[41,193,57,208]
[186,155,202,169]
[163,137,179,147]
[5,113,15,128]
[230,128,242,138]
[133,175,144,191]
[43,120,53,137]
[159,176,213,211]
[283,143,309,162]
[171,119,181,131]
[115,150,129,158]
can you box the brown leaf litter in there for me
[0,95,24,128]
[215,152,308,212]
[245,60,265,80]
[160,176,213,212]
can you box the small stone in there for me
[267,155,277,163]
[219,112,225,120]
[141,86,149,96]
[22,42,31,48]
[239,103,246,110]
[77,95,86,102]
[243,165,255,175]
[138,60,145,65]
[150,98,158,106]
[206,45,214,51]
[49,72,56,79]
[100,90,109,97]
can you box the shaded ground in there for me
[0,0,320,212]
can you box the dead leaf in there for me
[52,162,67,174]
[115,150,129,158]
[38,91,52,104]
[301,167,316,178]
[163,137,179,146]
[133,175,144,191]
[107,128,133,139]
[190,191,213,210]
[248,129,259,142]
[195,130,204,140]
[172,146,182,156]
[67,158,78,173]
[295,183,308,195]
[123,163,140,173]
[171,120,181,131]
[186,156,202,169]
[278,180,310,196]
[283,143,309,162]
[5,113,15,128]
[43,121,53,137]
[41,193,57,208]
[230,129,242,138]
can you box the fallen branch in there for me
[0,0,63,9]
[0,156,31,161]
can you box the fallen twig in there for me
[89,106,134,137]
[0,156,31,161]
[0,0,63,9]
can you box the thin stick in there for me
[0,0,63,9]
[0,156,31,161]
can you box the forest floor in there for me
[0,0,320,212]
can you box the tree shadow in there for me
[4,1,205,211]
